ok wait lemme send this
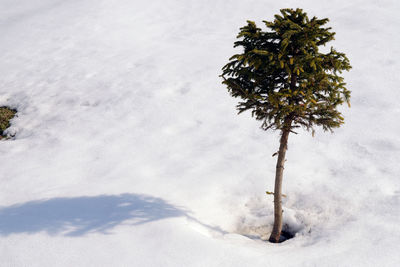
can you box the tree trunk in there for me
[269,127,290,243]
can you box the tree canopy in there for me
[221,8,351,134]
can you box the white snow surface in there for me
[1,0,400,266]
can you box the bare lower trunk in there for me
[269,128,290,243]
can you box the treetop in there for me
[221,8,351,134]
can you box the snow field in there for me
[1,0,400,266]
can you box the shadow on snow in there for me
[0,193,188,236]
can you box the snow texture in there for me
[0,0,399,266]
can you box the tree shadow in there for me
[0,193,188,236]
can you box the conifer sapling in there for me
[221,8,351,243]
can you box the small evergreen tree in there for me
[221,8,351,243]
